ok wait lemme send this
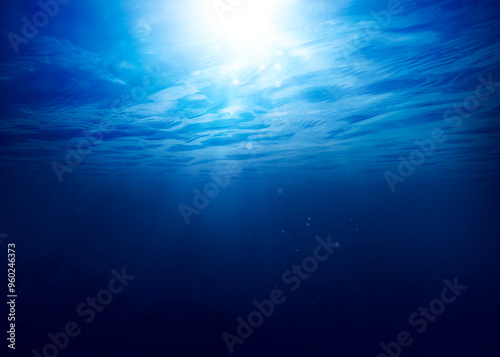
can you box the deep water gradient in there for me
[0,0,499,356]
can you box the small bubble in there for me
[246,143,253,150]
[275,81,281,88]
[308,217,311,221]
[282,230,285,233]
[233,79,239,85]
[296,249,299,252]
[260,64,266,70]
[356,227,358,231]
[277,187,284,194]
[275,63,282,70]
[276,50,283,57]
[306,223,310,227]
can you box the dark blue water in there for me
[1,0,499,356]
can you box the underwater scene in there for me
[0,0,499,356]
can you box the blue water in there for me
[1,0,499,356]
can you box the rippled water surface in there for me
[0,1,499,356]
[1,0,499,186]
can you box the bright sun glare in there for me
[210,0,289,44]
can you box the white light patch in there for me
[210,0,289,44]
